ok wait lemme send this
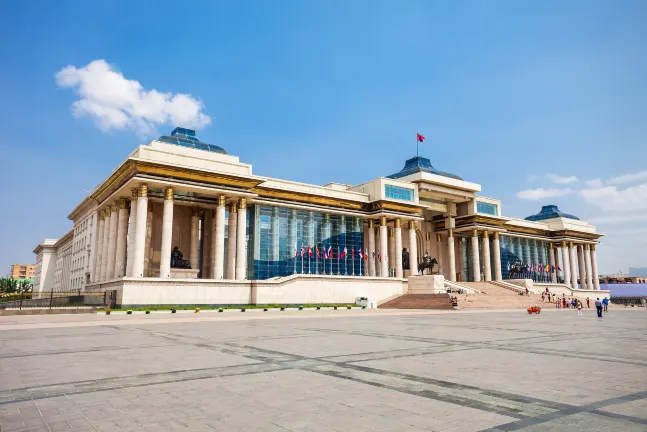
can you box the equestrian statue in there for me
[418,251,438,275]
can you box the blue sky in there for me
[1,0,646,275]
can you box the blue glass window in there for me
[385,185,414,202]
[477,201,498,216]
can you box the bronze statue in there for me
[402,248,410,270]
[418,251,438,275]
[508,260,526,279]
[170,246,191,269]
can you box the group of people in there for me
[539,288,609,317]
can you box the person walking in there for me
[602,297,609,312]
[595,298,603,318]
[577,299,583,316]
[586,297,590,308]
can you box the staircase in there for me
[378,294,454,310]
[456,282,540,309]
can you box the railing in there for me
[0,290,105,310]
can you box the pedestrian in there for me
[602,297,609,312]
[577,300,583,316]
[562,297,566,309]
[586,297,590,308]
[541,293,545,302]
[595,298,603,318]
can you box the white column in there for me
[143,205,153,277]
[549,245,557,283]
[93,210,105,283]
[131,184,149,278]
[560,241,571,287]
[569,242,578,289]
[447,230,456,282]
[584,244,594,290]
[190,207,199,271]
[125,188,138,277]
[577,244,586,290]
[591,244,600,290]
[159,187,174,278]
[387,225,394,277]
[394,220,403,278]
[408,221,418,276]
[114,198,129,278]
[379,217,388,277]
[214,196,226,279]
[235,198,247,280]
[492,232,502,281]
[100,207,111,281]
[471,229,481,282]
[482,231,491,281]
[227,203,237,279]
[105,204,118,280]
[210,209,217,278]
[368,220,376,276]
[435,233,443,276]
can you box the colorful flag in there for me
[327,246,332,259]
[316,245,320,258]
[351,247,355,258]
[341,247,347,258]
[557,266,562,272]
[307,245,312,257]
[364,249,368,260]
[358,248,364,259]
[416,133,425,143]
[300,245,305,257]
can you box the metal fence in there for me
[0,290,106,310]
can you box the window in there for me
[477,201,498,216]
[385,185,414,202]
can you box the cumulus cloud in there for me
[55,59,211,136]
[608,170,647,185]
[585,179,604,188]
[516,188,573,200]
[589,213,647,225]
[547,173,578,184]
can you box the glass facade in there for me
[476,201,498,216]
[249,205,365,280]
[385,184,414,202]
[499,235,551,281]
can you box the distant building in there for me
[629,266,647,278]
[10,264,35,280]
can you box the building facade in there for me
[10,264,35,280]
[34,128,604,305]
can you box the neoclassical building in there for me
[34,128,604,306]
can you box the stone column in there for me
[447,230,456,282]
[435,233,443,275]
[560,241,571,287]
[591,244,600,290]
[549,244,557,283]
[210,209,217,278]
[227,203,237,279]
[577,244,586,289]
[368,220,376,276]
[125,188,138,277]
[214,196,226,279]
[93,210,105,283]
[114,198,129,278]
[131,184,149,278]
[482,231,492,281]
[190,207,199,271]
[387,226,394,276]
[584,244,594,290]
[409,221,418,276]
[379,217,388,277]
[100,207,111,281]
[159,187,174,279]
[235,198,247,280]
[568,242,578,289]
[143,204,153,277]
[471,229,481,282]
[394,219,403,278]
[105,204,119,280]
[492,232,502,281]
[271,207,280,262]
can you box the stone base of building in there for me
[85,275,407,308]
[407,275,445,294]
[533,283,610,299]
[150,268,200,279]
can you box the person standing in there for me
[577,299,583,316]
[586,297,590,308]
[595,298,603,318]
[602,297,609,312]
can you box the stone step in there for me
[378,294,454,310]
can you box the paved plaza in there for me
[0,309,646,431]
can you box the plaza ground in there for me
[0,309,645,431]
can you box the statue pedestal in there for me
[151,269,199,279]
[408,275,445,294]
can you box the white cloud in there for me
[55,59,211,136]
[579,183,647,212]
[516,188,573,200]
[547,173,578,184]
[608,170,647,185]
[589,213,647,225]
[585,179,603,188]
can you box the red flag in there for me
[416,133,425,143]
[307,245,312,257]
[316,245,320,258]
[341,247,347,258]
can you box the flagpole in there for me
[352,252,355,276]
[315,248,318,275]
[301,247,304,274]
[293,244,297,275]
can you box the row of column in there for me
[466,229,503,283]
[366,217,418,279]
[93,184,249,282]
[549,241,600,290]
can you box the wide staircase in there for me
[457,282,540,309]
[378,294,454,310]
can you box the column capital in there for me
[561,240,567,248]
[568,241,574,249]
[164,187,174,201]
[472,228,478,238]
[216,195,226,207]
[436,233,441,242]
[549,242,553,249]
[493,231,499,240]
[409,220,415,230]
[448,229,454,238]
[368,219,374,228]
[138,183,148,198]
[395,219,401,229]
[130,188,138,200]
[482,231,489,238]
[99,210,105,220]
[380,216,387,226]
[238,198,247,210]
[228,202,237,213]
[591,244,596,252]
[118,198,128,210]
[584,243,589,250]
[192,207,199,217]
[111,203,118,213]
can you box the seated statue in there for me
[170,246,191,269]
[402,248,410,270]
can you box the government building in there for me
[34,128,605,307]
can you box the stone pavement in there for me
[0,308,645,431]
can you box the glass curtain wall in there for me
[250,205,365,280]
[499,235,551,281]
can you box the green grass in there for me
[97,303,357,312]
